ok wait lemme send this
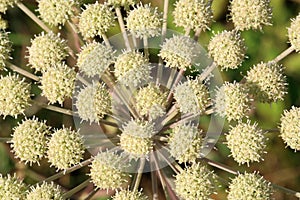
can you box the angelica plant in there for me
[0,0,299,199]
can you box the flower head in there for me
[90,151,130,190]
[47,127,85,170]
[174,77,210,114]
[0,16,8,29]
[40,63,76,105]
[230,0,272,31]
[174,163,217,200]
[0,31,11,70]
[168,123,203,163]
[226,120,267,165]
[173,0,213,32]
[77,41,115,77]
[227,172,273,200]
[113,189,148,200]
[288,13,300,52]
[78,2,115,40]
[107,0,136,9]
[26,181,64,200]
[279,106,300,151]
[27,32,68,72]
[159,35,200,70]
[10,118,50,165]
[0,0,18,13]
[0,174,26,200]
[214,82,251,121]
[208,30,246,70]
[0,74,31,118]
[126,3,162,38]
[245,61,287,103]
[114,51,151,87]
[37,0,78,27]
[76,82,111,123]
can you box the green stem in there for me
[84,188,99,200]
[62,179,91,199]
[194,28,201,41]
[6,62,40,82]
[31,100,75,116]
[0,138,11,142]
[133,158,146,192]
[143,36,149,58]
[16,2,51,33]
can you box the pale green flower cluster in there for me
[26,182,64,200]
[0,174,26,200]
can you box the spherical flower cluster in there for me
[245,62,287,103]
[208,30,246,70]
[40,63,76,105]
[27,32,68,72]
[90,151,130,190]
[78,2,115,39]
[77,41,115,77]
[37,0,78,27]
[227,172,273,200]
[226,120,267,165]
[10,118,50,165]
[0,174,26,200]
[0,0,17,13]
[126,3,162,38]
[134,84,167,119]
[168,123,203,163]
[279,106,300,151]
[288,13,300,52]
[120,120,155,159]
[114,51,151,87]
[0,31,11,70]
[159,35,200,70]
[76,82,111,123]
[174,163,217,200]
[174,77,210,114]
[26,182,64,200]
[47,127,85,170]
[173,0,213,32]
[230,0,272,31]
[215,82,251,121]
[0,74,31,118]
[107,0,136,9]
[113,189,148,200]
[0,16,7,29]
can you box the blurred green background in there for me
[1,0,300,199]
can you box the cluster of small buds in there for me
[10,118,50,165]
[0,174,26,199]
[40,63,76,105]
[120,120,155,159]
[0,74,31,118]
[107,0,136,9]
[76,82,111,123]
[0,0,18,13]
[288,13,300,51]
[114,51,151,87]
[168,123,203,163]
[0,16,8,29]
[174,163,217,200]
[126,3,162,38]
[89,151,130,190]
[134,84,167,119]
[0,31,11,70]
[173,0,213,32]
[230,0,272,31]
[27,32,68,72]
[279,106,300,151]
[245,61,287,103]
[214,82,251,121]
[159,35,200,70]
[26,181,64,200]
[78,2,115,39]
[77,41,115,77]
[227,172,273,200]
[112,189,148,200]
[47,127,85,170]
[226,120,267,165]
[174,77,210,114]
[37,0,78,27]
[208,30,246,70]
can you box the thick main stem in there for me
[16,2,51,33]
